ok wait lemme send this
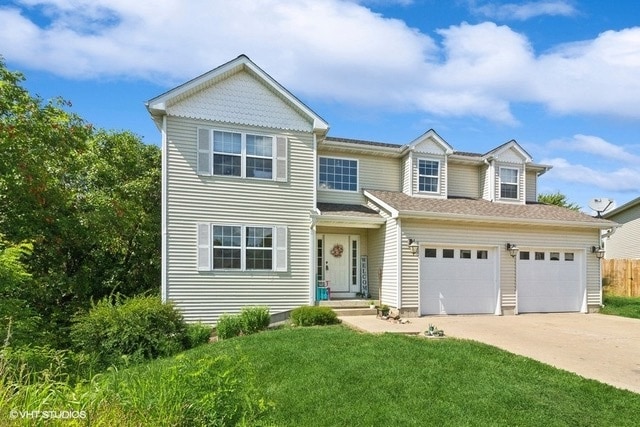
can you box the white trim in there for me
[161,116,168,302]
[363,190,400,218]
[317,155,360,193]
[416,157,441,194]
[397,219,403,309]
[498,166,520,201]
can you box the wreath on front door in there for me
[330,243,344,258]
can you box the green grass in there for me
[161,325,640,426]
[6,325,640,426]
[601,295,640,319]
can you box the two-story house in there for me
[147,55,614,324]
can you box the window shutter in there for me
[197,223,211,270]
[273,226,288,272]
[197,128,212,175]
[275,136,288,182]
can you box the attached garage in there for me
[420,246,499,315]
[517,249,586,313]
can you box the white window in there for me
[418,159,440,193]
[197,224,287,272]
[319,157,358,191]
[500,167,519,199]
[197,128,287,181]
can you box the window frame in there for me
[499,167,520,200]
[417,158,441,194]
[198,223,287,272]
[318,156,359,192]
[198,127,287,182]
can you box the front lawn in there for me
[601,294,640,319]
[111,325,640,426]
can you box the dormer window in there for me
[418,159,440,193]
[499,167,519,199]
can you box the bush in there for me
[290,306,340,327]
[240,306,270,334]
[184,323,213,348]
[216,306,271,340]
[70,295,187,369]
[216,314,244,340]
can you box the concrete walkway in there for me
[339,313,640,394]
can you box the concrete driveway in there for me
[339,313,640,394]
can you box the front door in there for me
[324,234,351,293]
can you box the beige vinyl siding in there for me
[605,214,640,259]
[381,217,400,307]
[165,116,315,324]
[525,170,538,202]
[317,150,401,205]
[400,219,602,312]
[448,163,480,198]
[480,164,491,200]
[402,154,412,195]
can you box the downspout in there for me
[396,219,402,309]
[161,115,168,302]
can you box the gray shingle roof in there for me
[317,203,381,218]
[365,190,615,227]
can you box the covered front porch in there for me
[312,203,385,302]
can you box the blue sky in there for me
[2,0,639,212]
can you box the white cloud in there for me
[549,135,640,164]
[471,1,577,21]
[1,0,640,124]
[541,157,640,192]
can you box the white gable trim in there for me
[484,140,532,163]
[147,55,329,134]
[407,129,454,155]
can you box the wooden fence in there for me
[602,259,640,297]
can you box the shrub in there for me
[216,314,243,340]
[184,322,213,348]
[290,306,340,327]
[240,306,270,334]
[70,295,187,369]
[216,306,271,340]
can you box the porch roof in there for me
[364,190,616,229]
[313,203,385,228]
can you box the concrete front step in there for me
[332,307,377,316]
[318,299,374,308]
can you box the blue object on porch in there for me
[316,286,329,301]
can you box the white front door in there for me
[324,235,351,293]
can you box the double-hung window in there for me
[319,157,358,191]
[418,159,440,193]
[198,224,287,272]
[500,167,519,199]
[198,128,287,181]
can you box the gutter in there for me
[397,209,616,229]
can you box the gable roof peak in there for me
[146,54,329,134]
[483,139,532,162]
[408,129,454,154]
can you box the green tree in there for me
[0,59,160,347]
[537,191,581,211]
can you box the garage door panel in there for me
[420,247,497,315]
[517,250,584,313]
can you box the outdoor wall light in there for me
[408,239,419,256]
[591,246,605,259]
[506,243,519,257]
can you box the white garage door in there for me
[517,249,585,313]
[420,246,498,315]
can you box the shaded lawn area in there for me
[601,294,640,319]
[177,325,640,426]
